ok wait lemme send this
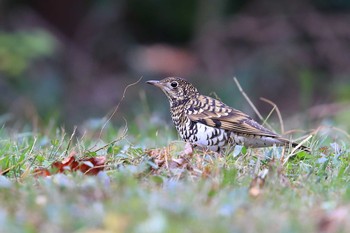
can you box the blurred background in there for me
[1,0,350,133]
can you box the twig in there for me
[91,118,128,153]
[165,145,169,170]
[88,77,142,152]
[260,105,276,132]
[331,126,350,140]
[233,77,275,132]
[282,135,313,165]
[98,77,143,140]
[260,97,285,134]
[233,77,264,121]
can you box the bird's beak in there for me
[146,80,161,87]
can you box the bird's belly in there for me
[183,122,229,152]
[177,119,285,152]
[236,135,284,147]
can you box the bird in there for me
[146,77,310,153]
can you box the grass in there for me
[0,117,349,233]
[0,78,349,232]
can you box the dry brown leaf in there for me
[169,158,186,169]
[52,151,79,173]
[34,151,106,177]
[77,156,106,175]
[145,147,171,169]
[33,168,51,177]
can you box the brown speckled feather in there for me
[185,95,278,137]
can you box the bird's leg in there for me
[181,141,194,157]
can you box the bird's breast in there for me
[174,118,230,152]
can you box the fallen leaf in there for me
[52,152,78,173]
[77,156,106,175]
[33,168,51,177]
[34,151,106,177]
[169,158,186,169]
[145,147,170,169]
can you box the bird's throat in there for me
[170,98,189,108]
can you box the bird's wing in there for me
[185,95,278,137]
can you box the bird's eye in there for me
[170,81,178,88]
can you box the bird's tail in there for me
[278,137,311,153]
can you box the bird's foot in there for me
[180,142,194,157]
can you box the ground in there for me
[0,121,349,233]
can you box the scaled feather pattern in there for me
[147,77,309,152]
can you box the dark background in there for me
[1,0,350,132]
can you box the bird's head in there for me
[147,77,199,106]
